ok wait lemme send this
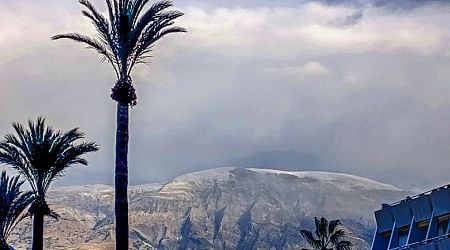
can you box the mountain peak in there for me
[169,167,401,192]
[10,166,409,249]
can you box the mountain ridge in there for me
[9,167,409,249]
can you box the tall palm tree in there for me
[300,217,353,250]
[0,171,33,249]
[52,1,185,248]
[0,118,98,250]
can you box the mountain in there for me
[8,167,409,249]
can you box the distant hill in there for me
[9,167,409,249]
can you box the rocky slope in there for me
[8,167,409,249]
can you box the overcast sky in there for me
[1,0,450,190]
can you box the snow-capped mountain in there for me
[9,167,409,249]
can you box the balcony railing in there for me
[390,233,450,250]
[387,184,450,207]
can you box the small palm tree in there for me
[0,118,98,250]
[52,1,185,248]
[0,171,33,249]
[300,217,352,250]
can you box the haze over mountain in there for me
[230,150,322,171]
[9,167,409,249]
[1,0,450,190]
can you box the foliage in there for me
[52,0,186,106]
[0,117,98,217]
[300,217,352,250]
[0,171,33,248]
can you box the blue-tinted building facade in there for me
[372,185,450,250]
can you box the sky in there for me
[1,0,450,190]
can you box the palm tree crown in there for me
[0,118,98,207]
[0,118,98,250]
[52,0,186,106]
[300,217,353,250]
[0,171,33,249]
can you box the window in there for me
[382,231,391,238]
[407,220,429,243]
[418,220,429,229]
[398,226,410,246]
[437,215,450,236]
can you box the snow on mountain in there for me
[8,167,410,249]
[248,168,401,191]
[165,167,400,191]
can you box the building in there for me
[371,185,450,249]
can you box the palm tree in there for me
[0,118,98,250]
[300,217,353,250]
[51,1,185,248]
[0,171,34,249]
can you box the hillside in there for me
[9,167,409,249]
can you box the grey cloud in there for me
[177,0,449,9]
[1,0,450,191]
[230,150,322,171]
[317,0,450,10]
[328,10,364,27]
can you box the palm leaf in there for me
[51,33,119,76]
[130,0,150,26]
[53,0,185,86]
[336,240,353,250]
[301,217,353,250]
[328,219,340,235]
[330,229,346,245]
[132,0,173,34]
[0,171,33,243]
[300,230,321,249]
[0,118,98,218]
[128,1,176,50]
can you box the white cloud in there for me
[268,61,331,79]
[173,2,450,57]
[0,2,93,65]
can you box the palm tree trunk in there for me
[115,101,129,249]
[32,214,44,250]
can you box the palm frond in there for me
[0,171,33,243]
[45,141,98,191]
[52,0,185,101]
[319,217,329,236]
[329,229,346,245]
[52,33,107,56]
[80,0,110,32]
[133,8,185,47]
[129,0,175,47]
[105,0,117,24]
[301,217,352,250]
[129,9,185,70]
[132,25,185,68]
[119,0,131,12]
[335,240,353,250]
[0,118,98,218]
[130,0,150,26]
[328,219,341,235]
[300,230,321,249]
[79,0,120,61]
[81,10,108,40]
[314,217,321,240]
[51,33,119,76]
